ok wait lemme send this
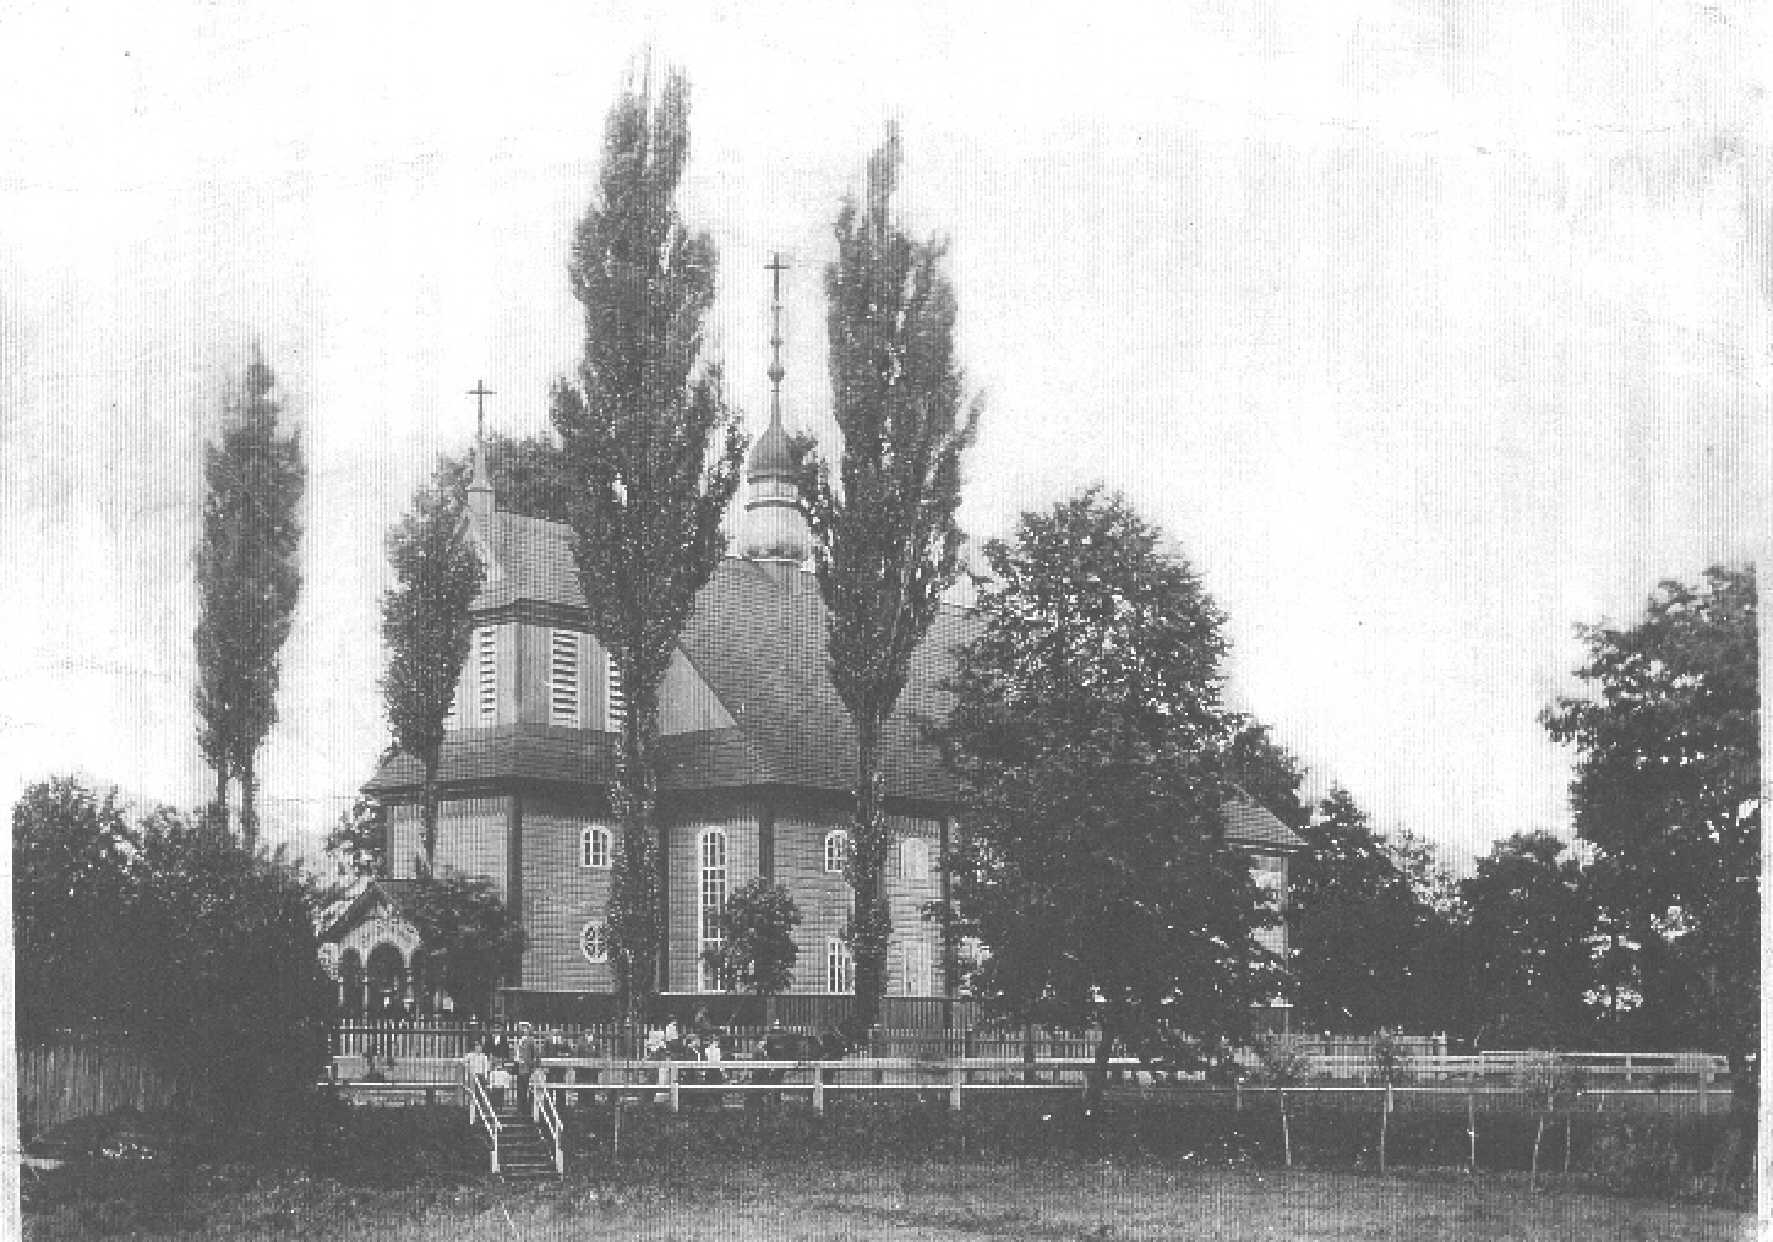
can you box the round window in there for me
[580,921,608,964]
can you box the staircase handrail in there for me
[465,1067,503,1173]
[534,1076,565,1175]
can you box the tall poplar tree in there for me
[381,462,485,872]
[193,349,306,850]
[550,67,745,1019]
[797,127,981,1029]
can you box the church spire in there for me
[739,254,809,569]
[466,379,495,527]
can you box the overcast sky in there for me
[4,1,1770,870]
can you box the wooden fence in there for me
[332,1020,1097,1062]
[19,1040,176,1136]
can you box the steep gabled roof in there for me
[319,878,426,942]
[370,509,1302,850]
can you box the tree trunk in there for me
[1084,1015,1116,1112]
[1563,1114,1571,1176]
[240,759,259,854]
[1530,1112,1544,1190]
[1379,1084,1390,1172]
[420,751,441,874]
[212,767,230,837]
[1467,1091,1477,1174]
[849,712,891,1033]
[1280,1089,1293,1168]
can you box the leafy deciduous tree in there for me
[703,878,802,1006]
[1542,565,1757,1090]
[796,127,981,1030]
[12,778,138,1037]
[1458,831,1595,1048]
[1286,786,1434,1033]
[380,462,486,872]
[933,491,1273,1107]
[401,873,526,1020]
[193,350,306,849]
[550,67,746,1020]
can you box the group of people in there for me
[463,1021,550,1115]
[459,1013,857,1114]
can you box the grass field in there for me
[23,1097,1754,1240]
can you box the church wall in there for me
[387,797,510,898]
[773,805,860,994]
[883,815,942,996]
[666,800,760,993]
[519,793,618,991]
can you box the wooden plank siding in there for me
[388,796,510,895]
[519,792,617,991]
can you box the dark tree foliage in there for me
[401,874,526,1021]
[1457,831,1596,1048]
[193,349,306,850]
[550,67,745,1020]
[13,778,138,1037]
[1542,565,1757,1081]
[1225,719,1312,832]
[324,793,389,879]
[933,491,1273,1105]
[796,127,981,1029]
[703,878,802,999]
[13,778,330,1133]
[381,460,486,872]
[129,810,331,1128]
[438,431,575,524]
[1286,786,1437,1033]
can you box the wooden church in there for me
[324,290,1302,1027]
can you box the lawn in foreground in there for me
[28,1157,1749,1241]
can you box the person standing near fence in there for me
[514,1022,541,1116]
[464,1040,492,1093]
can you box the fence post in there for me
[812,1066,825,1115]
[1234,1078,1243,1112]
[949,1065,963,1113]
[1696,1061,1711,1115]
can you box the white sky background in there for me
[3,0,1771,871]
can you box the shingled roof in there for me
[368,510,1302,850]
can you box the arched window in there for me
[699,828,727,992]
[580,825,611,869]
[899,838,929,882]
[827,938,854,994]
[365,942,405,1020]
[580,921,608,964]
[824,830,848,874]
[339,948,364,1017]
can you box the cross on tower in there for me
[467,380,495,440]
[766,252,790,303]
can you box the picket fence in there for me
[332,1020,1097,1063]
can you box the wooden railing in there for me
[533,1077,565,1175]
[464,1069,504,1173]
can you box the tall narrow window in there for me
[902,941,931,996]
[605,651,627,732]
[827,938,854,994]
[698,828,727,992]
[550,630,581,726]
[580,825,611,869]
[475,626,497,723]
[824,830,848,874]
